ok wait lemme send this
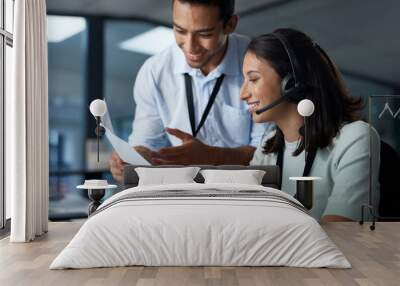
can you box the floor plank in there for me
[0,222,399,286]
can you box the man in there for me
[110,0,271,182]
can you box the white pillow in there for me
[135,167,201,186]
[200,169,266,185]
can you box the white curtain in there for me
[7,0,49,242]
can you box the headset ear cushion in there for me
[281,74,309,103]
[281,74,295,96]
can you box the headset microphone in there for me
[255,97,287,115]
[255,83,309,115]
[255,73,309,115]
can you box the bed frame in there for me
[122,165,281,189]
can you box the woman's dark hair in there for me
[173,0,235,25]
[246,28,363,156]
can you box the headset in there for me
[255,32,311,115]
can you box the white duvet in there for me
[50,183,351,269]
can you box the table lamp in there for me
[289,99,321,210]
[89,99,107,162]
[77,99,116,216]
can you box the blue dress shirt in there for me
[128,33,271,150]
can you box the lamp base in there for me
[77,180,117,216]
[289,177,321,210]
[88,189,105,216]
[295,180,314,210]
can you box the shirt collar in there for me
[173,34,242,77]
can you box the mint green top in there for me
[250,121,380,221]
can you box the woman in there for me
[240,28,380,222]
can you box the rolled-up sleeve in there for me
[128,61,171,150]
[323,126,380,221]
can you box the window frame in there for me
[46,14,170,220]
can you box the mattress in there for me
[50,183,351,269]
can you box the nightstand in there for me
[77,180,117,216]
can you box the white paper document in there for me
[103,126,150,165]
[101,110,150,166]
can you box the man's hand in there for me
[109,145,154,182]
[134,145,154,164]
[151,128,215,165]
[109,151,125,183]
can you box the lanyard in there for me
[276,145,317,189]
[184,73,225,137]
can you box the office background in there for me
[5,0,399,221]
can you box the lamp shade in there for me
[89,99,107,117]
[297,99,315,117]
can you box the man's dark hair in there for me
[246,28,363,156]
[174,0,235,24]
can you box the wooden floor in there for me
[0,222,399,286]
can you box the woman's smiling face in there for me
[240,51,286,123]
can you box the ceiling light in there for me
[119,26,175,55]
[47,16,86,43]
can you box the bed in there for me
[50,165,350,269]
